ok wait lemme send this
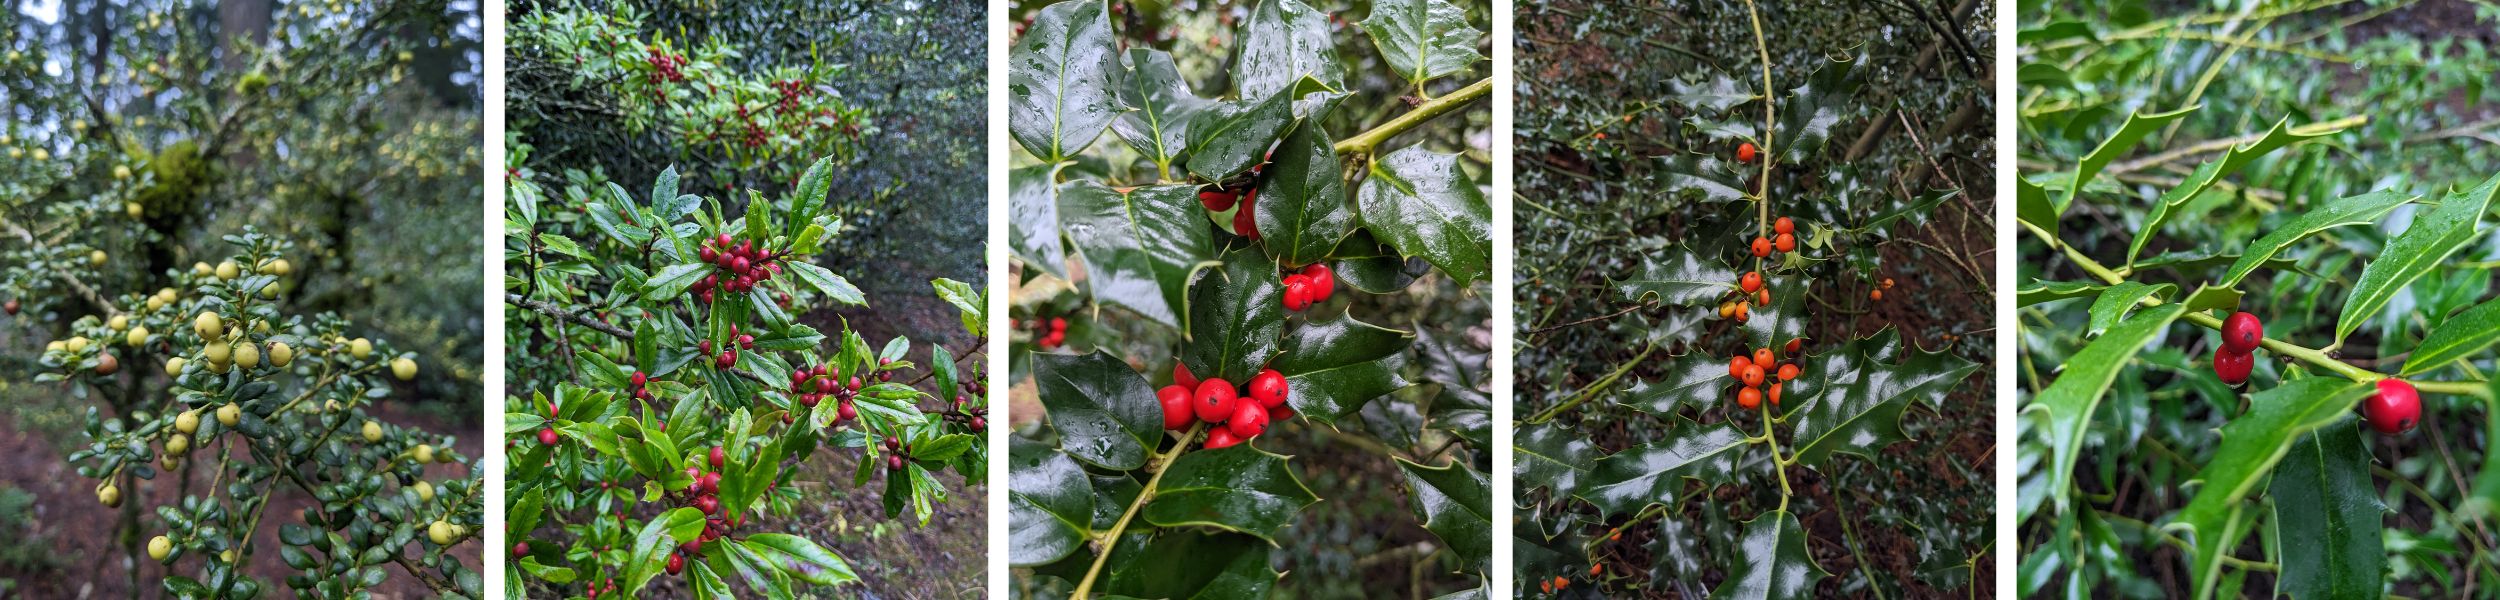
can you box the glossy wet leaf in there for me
[2086,281,2173,337]
[1234,0,1344,100]
[1665,75,1753,115]
[1256,113,1356,266]
[2270,419,2385,599]
[1008,438,1093,567]
[1357,146,1492,285]
[1513,422,1599,496]
[2338,172,2500,346]
[1096,530,1278,598]
[1656,153,1753,204]
[2127,116,2345,266]
[1010,164,1067,278]
[1269,310,1411,425]
[1360,0,1483,89]
[2056,105,2199,217]
[1615,251,1740,307]
[1577,419,1752,518]
[1618,351,1735,416]
[1708,510,1826,600]
[1395,458,1491,575]
[1059,182,1213,328]
[1111,48,1210,172]
[1768,54,1861,164]
[1788,329,1980,465]
[1181,248,1286,383]
[2022,303,2185,516]
[2017,280,2102,306]
[741,534,857,586]
[2174,378,2373,600]
[2217,189,2414,289]
[1184,89,1297,181]
[1007,0,1120,161]
[2404,296,2500,375]
[1141,445,1319,543]
[1031,351,1165,470]
[1743,275,1813,352]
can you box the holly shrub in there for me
[1006,0,1493,597]
[1512,0,1995,597]
[2016,3,2500,597]
[1,0,482,596]
[502,157,991,597]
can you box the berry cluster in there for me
[691,233,781,303]
[1750,216,1799,258]
[786,362,862,422]
[643,46,688,85]
[1157,364,1296,449]
[771,78,814,113]
[1717,270,1771,323]
[1279,263,1336,312]
[698,324,758,370]
[878,435,910,471]
[1200,184,1262,240]
[1870,276,1895,301]
[665,446,735,577]
[2210,311,2264,386]
[626,369,653,402]
[1725,338,1806,410]
[1027,317,1068,349]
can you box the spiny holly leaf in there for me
[1111,48,1210,172]
[1008,437,1093,567]
[2017,175,2056,238]
[2174,378,2373,600]
[1097,530,1279,598]
[1415,323,1491,448]
[1031,351,1165,471]
[2085,281,2174,337]
[1576,418,1752,518]
[1269,310,1411,425]
[1009,164,1067,278]
[1513,422,1599,496]
[1768,53,1862,164]
[1787,328,1980,465]
[1655,153,1753,204]
[1140,444,1319,543]
[2216,189,2415,289]
[2405,296,2500,376]
[1059,182,1213,328]
[2021,303,2185,519]
[2338,171,2500,346]
[2056,105,2200,218]
[1257,110,1356,267]
[1356,146,1491,285]
[2017,280,2102,307]
[1182,248,1286,383]
[1007,0,1120,162]
[1617,352,1731,415]
[1234,0,1344,100]
[1743,275,1812,351]
[1708,510,1826,600]
[2127,116,2347,266]
[1360,0,1483,89]
[1395,458,1491,576]
[1184,88,1297,181]
[1615,251,1739,307]
[2270,419,2386,599]
[1665,74,1753,115]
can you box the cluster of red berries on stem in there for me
[1200,184,1262,240]
[627,369,653,402]
[787,362,863,422]
[879,435,910,472]
[644,46,688,85]
[665,445,738,577]
[1159,364,1296,449]
[1725,338,1806,410]
[770,78,814,113]
[700,324,758,370]
[951,371,988,432]
[2210,311,2264,386]
[1751,216,1798,258]
[1719,270,1771,323]
[691,233,781,303]
[535,399,563,446]
[1280,263,1336,312]
[1028,317,1068,349]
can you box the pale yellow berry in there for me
[257,258,291,276]
[65,337,89,353]
[175,409,200,434]
[99,484,121,507]
[89,250,106,266]
[427,520,458,545]
[233,342,260,368]
[361,421,382,443]
[147,535,172,561]
[215,260,239,280]
[108,315,129,330]
[165,433,190,457]
[268,342,293,367]
[412,444,436,464]
[350,338,373,359]
[126,326,148,347]
[126,203,143,219]
[194,311,224,340]
[412,480,435,501]
[203,341,232,367]
[145,296,167,312]
[391,357,417,381]
[216,404,240,427]
[159,455,179,471]
[113,165,131,179]
[164,356,187,377]
[192,262,212,275]
[45,341,63,353]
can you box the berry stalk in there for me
[1070,423,1207,599]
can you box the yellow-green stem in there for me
[1070,424,1204,598]
[1335,78,1492,157]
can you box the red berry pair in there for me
[2211,311,2263,385]
[1750,217,1799,258]
[1281,263,1336,311]
[881,435,911,472]
[628,370,653,402]
[1157,365,1295,448]
[1032,317,1068,349]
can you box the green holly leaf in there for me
[1009,164,1067,278]
[1577,419,1751,518]
[2270,419,2386,599]
[1184,88,1297,182]
[2337,171,2500,346]
[1359,0,1483,89]
[1031,351,1165,471]
[2405,295,2500,376]
[1256,112,1356,267]
[1234,0,1344,100]
[1058,182,1213,328]
[1513,422,1599,497]
[1008,438,1093,567]
[1708,510,1826,600]
[1140,445,1320,543]
[1111,48,1210,173]
[1096,531,1279,598]
[1656,153,1753,204]
[1356,146,1491,285]
[1007,0,1120,162]
[741,534,858,586]
[1767,53,1861,165]
[2174,378,2373,600]
[1270,310,1411,425]
[1615,251,1740,307]
[1617,352,1731,416]
[2217,189,2416,289]
[1787,329,1980,465]
[1395,458,1491,575]
[2127,116,2347,267]
[1182,248,1286,383]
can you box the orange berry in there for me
[1774,233,1795,253]
[1778,363,1799,381]
[1871,289,1884,301]
[1729,355,1754,379]
[1751,237,1771,257]
[1740,365,1765,388]
[1555,576,1570,590]
[1774,217,1794,234]
[1740,271,1762,293]
[1757,289,1770,306]
[1768,382,1783,405]
[1738,387,1763,408]
[1883,277,1896,289]
[1753,348,1774,366]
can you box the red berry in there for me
[2221,312,2264,353]
[837,402,857,421]
[1233,188,1261,240]
[1228,402,1270,438]
[1158,385,1195,430]
[1751,237,1771,258]
[1270,404,1296,421]
[1303,263,1336,302]
[2212,348,2253,385]
[2364,378,2422,435]
[715,233,734,248]
[1173,363,1200,390]
[1774,217,1793,234]
[1203,427,1242,449]
[1752,348,1774,367]
[1728,355,1753,379]
[1768,382,1783,406]
[1246,369,1289,408]
[1777,363,1799,382]
[1199,190,1238,211]
[709,446,725,468]
[1738,142,1758,164]
[699,246,718,263]
[697,340,713,354]
[1739,365,1765,388]
[1739,272,1762,293]
[1193,379,1240,423]
[700,472,720,495]
[692,495,718,514]
[666,553,684,575]
[1785,338,1805,356]
[716,349,737,369]
[539,427,560,446]
[1774,233,1795,253]
[631,371,647,388]
[1282,277,1313,311]
[512,542,530,558]
[888,454,905,471]
[1737,387,1762,409]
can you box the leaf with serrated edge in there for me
[1617,353,1729,416]
[2170,378,2372,600]
[1235,0,1345,100]
[2271,419,2386,599]
[1615,251,1740,307]
[1007,0,1120,161]
[1141,445,1320,542]
[1111,48,1210,171]
[1257,112,1356,266]
[1788,329,1979,465]
[1513,422,1599,495]
[2405,296,2500,375]
[2217,189,2414,289]
[1183,248,1286,383]
[1357,146,1492,285]
[1270,310,1411,425]
[2017,280,2102,306]
[2021,304,2186,516]
[2059,105,2199,216]
[2128,117,2346,266]
[1031,351,1165,470]
[1059,182,1213,328]
[1360,0,1483,89]
[1708,510,1827,600]
[1184,89,1298,181]
[2339,172,2500,346]
[1395,458,1491,575]
[2086,281,2174,337]
[1576,419,1751,518]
